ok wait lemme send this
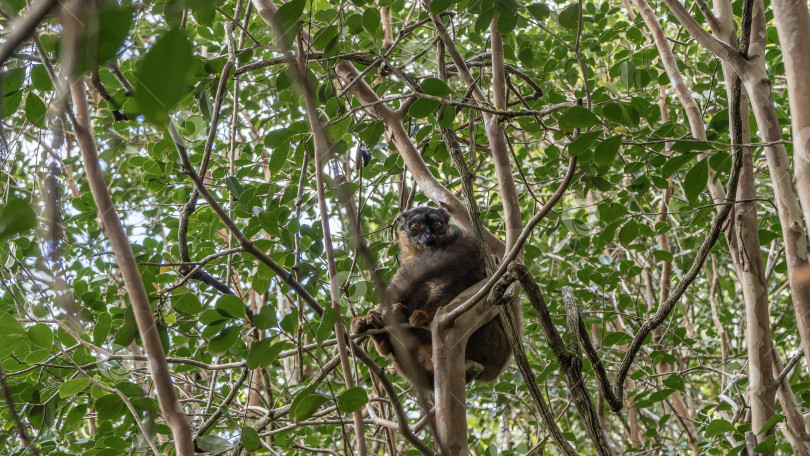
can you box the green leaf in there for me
[0,198,37,239]
[254,306,278,330]
[290,389,330,421]
[757,414,782,435]
[25,93,46,127]
[27,323,53,348]
[567,131,600,156]
[662,374,685,393]
[420,78,452,97]
[662,153,696,178]
[241,427,260,451]
[362,8,381,36]
[134,29,194,125]
[437,104,456,128]
[216,294,246,319]
[752,434,776,453]
[683,159,708,203]
[0,311,28,358]
[313,25,340,51]
[30,65,52,91]
[758,229,779,245]
[559,106,600,129]
[188,0,216,26]
[26,348,50,364]
[704,419,735,438]
[246,338,285,369]
[337,387,369,413]
[196,435,233,453]
[208,326,240,354]
[526,3,550,20]
[430,0,452,15]
[325,116,351,143]
[96,394,126,422]
[59,378,90,398]
[65,404,88,428]
[597,202,627,223]
[408,98,441,118]
[603,102,639,128]
[172,292,202,315]
[619,61,635,89]
[97,5,135,63]
[0,89,22,118]
[652,249,674,262]
[346,13,363,34]
[558,4,580,29]
[316,308,338,345]
[1,67,25,97]
[225,176,245,199]
[274,0,305,45]
[709,109,730,133]
[358,120,384,147]
[518,44,534,68]
[114,306,138,347]
[618,221,638,247]
[497,13,519,35]
[93,312,112,345]
[672,139,713,153]
[593,135,621,167]
[602,331,632,347]
[265,128,296,147]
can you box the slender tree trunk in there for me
[741,0,810,385]
[770,0,810,235]
[728,147,777,437]
[633,0,777,441]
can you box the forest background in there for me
[2,0,810,454]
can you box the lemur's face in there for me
[397,207,451,247]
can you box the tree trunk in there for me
[770,0,810,235]
[728,146,777,438]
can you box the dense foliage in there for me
[0,0,806,454]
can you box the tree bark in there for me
[728,146,777,438]
[771,0,810,236]
[741,0,810,385]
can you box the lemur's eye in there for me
[410,222,421,230]
[433,221,443,229]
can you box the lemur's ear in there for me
[395,213,406,229]
[437,208,451,223]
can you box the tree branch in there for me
[0,0,61,67]
[63,2,194,454]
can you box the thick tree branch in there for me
[661,0,745,66]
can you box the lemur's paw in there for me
[409,309,433,328]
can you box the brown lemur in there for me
[351,206,513,390]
